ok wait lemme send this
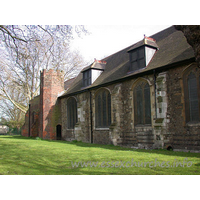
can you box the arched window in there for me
[95,89,111,128]
[67,97,78,129]
[184,69,200,123]
[134,82,151,125]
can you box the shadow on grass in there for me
[0,135,32,140]
[1,135,200,159]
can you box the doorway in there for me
[56,125,62,140]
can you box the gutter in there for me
[59,58,195,99]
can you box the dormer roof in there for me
[81,59,107,72]
[127,36,159,52]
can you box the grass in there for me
[0,135,200,175]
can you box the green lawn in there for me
[0,135,200,175]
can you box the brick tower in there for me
[39,69,64,139]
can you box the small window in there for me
[129,47,145,72]
[67,97,78,129]
[95,89,111,128]
[134,82,151,125]
[83,70,91,87]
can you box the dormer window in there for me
[82,60,107,87]
[128,36,158,73]
[130,47,145,71]
[83,69,91,87]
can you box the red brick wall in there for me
[21,111,29,137]
[39,69,64,139]
[21,96,40,137]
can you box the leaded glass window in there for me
[95,89,111,128]
[187,72,200,122]
[183,66,200,123]
[83,70,91,87]
[67,97,78,129]
[144,83,151,124]
[129,47,145,72]
[134,82,151,125]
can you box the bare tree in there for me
[0,97,25,128]
[0,25,87,120]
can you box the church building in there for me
[22,26,200,151]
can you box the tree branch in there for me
[1,89,28,113]
[0,25,27,43]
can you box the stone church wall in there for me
[61,62,200,151]
[166,63,200,151]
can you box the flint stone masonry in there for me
[60,72,168,149]
[22,62,200,150]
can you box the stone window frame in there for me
[94,88,111,129]
[67,96,78,129]
[131,78,153,127]
[182,63,200,124]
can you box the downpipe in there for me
[89,90,93,143]
[153,70,157,119]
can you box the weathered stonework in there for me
[166,63,200,150]
[61,92,90,142]
[59,62,200,150]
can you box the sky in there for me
[70,25,171,64]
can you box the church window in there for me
[134,82,151,125]
[95,89,111,128]
[67,97,78,129]
[183,68,200,123]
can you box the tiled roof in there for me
[60,26,194,98]
[64,77,76,90]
